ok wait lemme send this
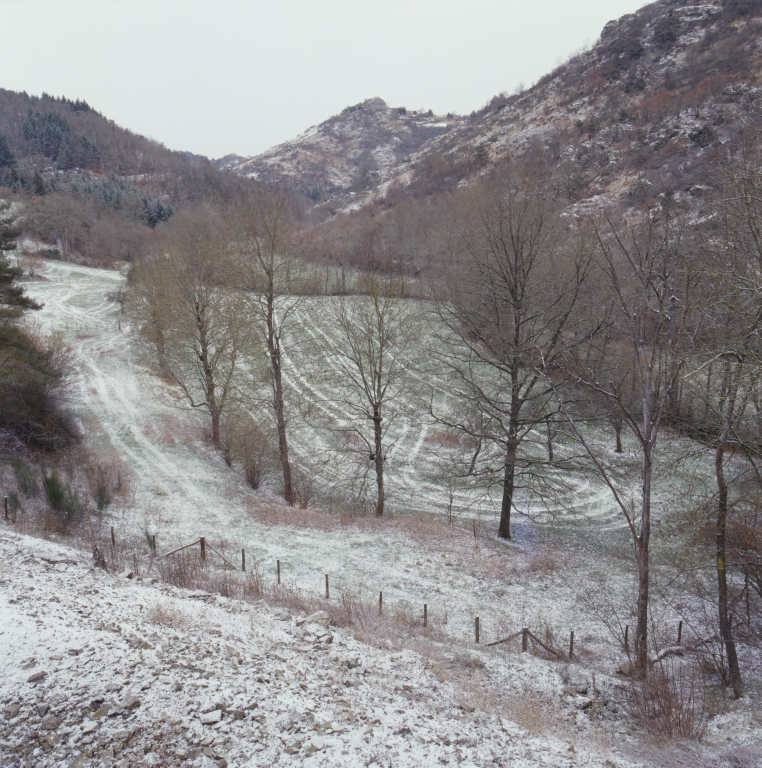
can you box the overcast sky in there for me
[1,0,649,159]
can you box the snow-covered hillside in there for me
[3,260,761,766]
[20,260,629,650]
[1,531,649,768]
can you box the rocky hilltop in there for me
[221,1,762,221]
[214,98,459,212]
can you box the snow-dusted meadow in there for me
[3,258,759,764]
[23,259,635,649]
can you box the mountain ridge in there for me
[221,0,762,223]
[214,97,460,214]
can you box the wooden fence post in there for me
[423,604,428,628]
[522,627,528,652]
[379,591,383,615]
[200,537,206,561]
[569,630,575,659]
[325,574,330,600]
[624,624,629,654]
[152,534,157,553]
[110,526,115,547]
[277,559,281,585]
[475,617,480,644]
[241,549,246,572]
[677,620,683,645]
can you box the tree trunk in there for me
[498,439,517,540]
[273,360,294,506]
[546,416,554,463]
[209,408,220,450]
[373,406,384,516]
[635,452,652,675]
[716,366,743,698]
[614,420,623,453]
[198,309,220,450]
[499,367,521,540]
[266,289,294,506]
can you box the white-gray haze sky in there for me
[2,0,648,159]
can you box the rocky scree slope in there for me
[214,98,458,214]
[0,530,656,768]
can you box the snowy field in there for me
[8,259,762,765]
[22,260,635,648]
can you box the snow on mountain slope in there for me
[219,1,762,223]
[215,98,458,209]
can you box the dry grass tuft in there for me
[501,690,565,735]
[146,599,194,628]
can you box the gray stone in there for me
[618,660,635,677]
[302,611,330,629]
[569,675,588,695]
[5,703,20,719]
[82,721,98,734]
[38,553,70,565]
[106,683,122,693]
[573,697,592,711]
[41,714,62,730]
[123,695,141,710]
[200,710,223,725]
[92,705,110,720]
[655,645,684,662]
[37,704,49,717]
[27,671,47,683]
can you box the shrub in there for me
[654,16,682,47]
[12,458,39,496]
[631,659,709,741]
[43,470,80,523]
[689,125,717,148]
[87,462,113,512]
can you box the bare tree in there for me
[683,143,762,696]
[325,272,421,516]
[564,205,699,676]
[126,208,249,451]
[27,193,87,258]
[227,187,314,506]
[434,166,597,540]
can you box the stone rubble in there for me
[0,532,640,767]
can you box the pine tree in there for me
[0,200,41,324]
[32,170,46,196]
[56,134,74,170]
[0,136,16,169]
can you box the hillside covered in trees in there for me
[0,89,252,265]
